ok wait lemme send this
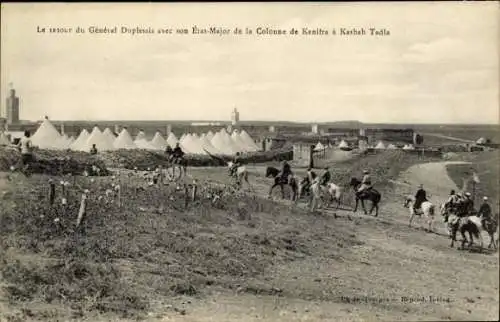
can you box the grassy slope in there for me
[0,173,360,321]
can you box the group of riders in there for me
[13,130,496,230]
[442,188,494,229]
[164,143,186,165]
[228,154,495,230]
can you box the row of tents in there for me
[1,118,261,156]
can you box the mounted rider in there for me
[445,189,460,213]
[165,145,173,157]
[319,167,331,187]
[463,192,475,215]
[356,170,372,197]
[456,192,474,217]
[277,160,293,184]
[477,196,492,228]
[229,152,242,177]
[414,184,428,212]
[165,145,174,164]
[300,167,317,196]
[172,143,185,164]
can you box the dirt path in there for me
[422,133,475,144]
[398,161,471,202]
[154,161,498,322]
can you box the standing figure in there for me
[17,130,33,176]
[90,144,98,155]
[230,152,242,177]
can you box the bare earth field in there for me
[0,150,498,322]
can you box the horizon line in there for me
[16,118,500,126]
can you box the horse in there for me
[441,202,498,250]
[166,156,187,180]
[349,177,381,216]
[308,179,343,211]
[227,161,252,190]
[265,166,298,201]
[446,214,483,250]
[307,178,343,209]
[403,195,435,231]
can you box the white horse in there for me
[227,162,252,190]
[403,195,435,231]
[309,179,343,211]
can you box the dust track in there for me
[422,133,475,144]
[398,161,471,201]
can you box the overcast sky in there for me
[1,3,498,124]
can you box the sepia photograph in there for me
[0,2,498,321]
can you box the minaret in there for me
[5,83,20,125]
[231,107,239,125]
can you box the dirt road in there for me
[422,133,475,144]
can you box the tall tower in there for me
[231,107,239,125]
[5,84,20,125]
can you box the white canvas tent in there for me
[181,135,208,155]
[135,139,157,150]
[103,128,116,141]
[199,135,221,154]
[166,132,178,147]
[150,132,168,150]
[134,130,154,149]
[239,130,260,151]
[30,118,64,150]
[231,130,250,152]
[402,144,415,150]
[211,132,235,155]
[219,129,240,155]
[476,137,487,144]
[374,141,386,149]
[387,144,398,150]
[314,142,325,151]
[70,129,90,151]
[179,133,188,145]
[80,126,115,152]
[338,140,349,149]
[114,128,137,149]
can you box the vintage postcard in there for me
[1,2,498,321]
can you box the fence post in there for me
[184,184,189,208]
[76,191,88,227]
[48,180,55,206]
[192,180,198,201]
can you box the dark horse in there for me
[266,166,298,201]
[349,177,381,216]
[167,156,188,180]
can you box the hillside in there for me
[0,150,498,321]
